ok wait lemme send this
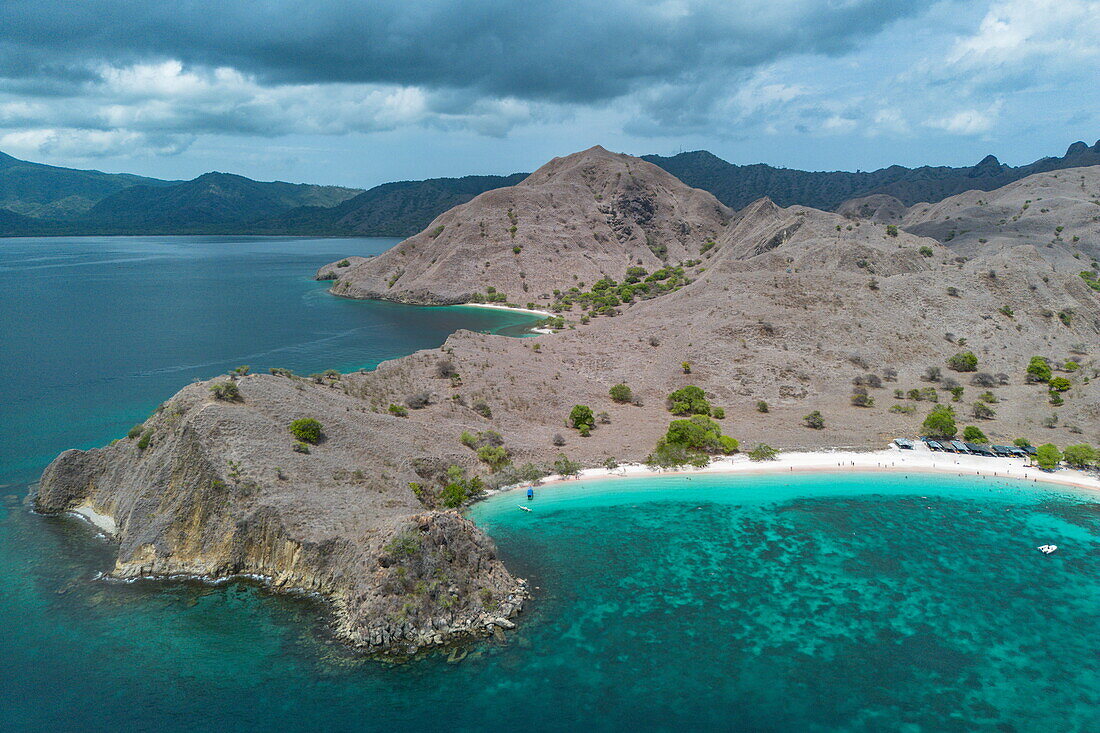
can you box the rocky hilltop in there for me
[318,146,731,304]
[900,166,1100,270]
[39,148,1100,655]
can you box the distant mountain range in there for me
[642,140,1100,211]
[1,140,1097,238]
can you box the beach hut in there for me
[894,438,914,450]
[950,440,970,453]
[964,443,996,456]
[991,445,1015,457]
[926,440,944,452]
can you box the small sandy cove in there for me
[518,444,1100,495]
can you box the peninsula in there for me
[35,146,1100,654]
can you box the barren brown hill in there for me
[900,166,1100,271]
[36,150,1100,657]
[318,145,731,304]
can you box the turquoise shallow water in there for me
[1,472,1097,731]
[1,238,1098,731]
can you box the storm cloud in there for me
[0,1,1094,185]
[1,1,921,103]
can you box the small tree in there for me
[209,381,242,402]
[1013,437,1032,448]
[803,411,825,429]
[477,445,511,472]
[972,401,995,420]
[289,418,324,444]
[1048,376,1071,392]
[681,361,692,374]
[1026,356,1052,384]
[1062,444,1097,469]
[947,352,978,372]
[962,426,988,443]
[922,405,957,439]
[552,454,582,477]
[569,404,595,431]
[756,400,769,413]
[388,403,409,417]
[1034,444,1062,471]
[886,225,899,237]
[667,385,711,416]
[609,383,633,403]
[748,444,778,461]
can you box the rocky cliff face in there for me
[318,145,731,304]
[36,375,526,655]
[39,149,1100,655]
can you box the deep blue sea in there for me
[1,237,1098,731]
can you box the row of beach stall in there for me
[894,437,1037,459]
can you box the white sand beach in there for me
[508,444,1100,495]
[460,302,554,318]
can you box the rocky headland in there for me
[37,146,1100,654]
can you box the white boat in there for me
[518,505,532,512]
[1037,544,1057,554]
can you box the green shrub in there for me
[756,400,769,413]
[231,365,250,376]
[552,454,582,477]
[918,245,933,256]
[609,383,633,403]
[1048,376,1071,392]
[460,430,478,448]
[127,424,144,440]
[887,225,899,237]
[337,259,351,267]
[946,351,978,372]
[922,405,957,438]
[569,404,595,431]
[949,386,964,401]
[851,391,874,407]
[288,418,323,444]
[748,444,778,461]
[388,404,409,417]
[712,407,725,419]
[973,401,995,420]
[889,404,915,414]
[718,435,739,454]
[292,441,310,454]
[473,401,492,418]
[962,426,988,443]
[136,429,153,451]
[440,466,485,508]
[1026,356,1052,383]
[1013,438,1032,448]
[476,445,511,472]
[803,411,824,429]
[667,385,711,416]
[1062,444,1097,469]
[1035,444,1062,471]
[209,381,242,401]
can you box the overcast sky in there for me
[0,0,1096,188]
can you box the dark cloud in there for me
[1,1,921,103]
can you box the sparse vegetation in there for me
[667,385,711,416]
[609,383,633,403]
[289,418,323,444]
[756,400,769,413]
[388,403,409,417]
[1035,444,1062,471]
[946,352,978,372]
[209,381,242,401]
[748,444,778,461]
[962,426,988,443]
[1062,444,1097,469]
[803,410,825,430]
[569,405,595,435]
[922,405,957,438]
